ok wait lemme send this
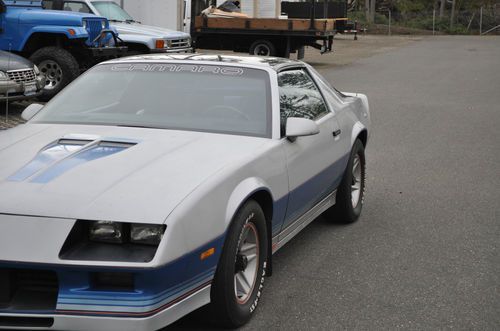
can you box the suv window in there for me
[63,1,91,13]
[278,69,328,134]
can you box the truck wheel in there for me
[29,47,79,101]
[249,40,276,57]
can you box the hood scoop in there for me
[8,136,137,183]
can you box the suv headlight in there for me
[82,20,87,29]
[33,65,40,75]
[101,20,106,29]
[0,71,8,81]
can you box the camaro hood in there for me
[112,22,190,39]
[0,124,268,223]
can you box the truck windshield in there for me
[32,63,272,138]
[91,1,133,21]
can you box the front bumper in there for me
[89,46,128,58]
[0,75,45,101]
[150,47,194,54]
[0,214,224,330]
[0,284,211,331]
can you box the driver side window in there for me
[278,69,328,136]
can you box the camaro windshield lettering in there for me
[111,64,245,76]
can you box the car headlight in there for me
[101,20,106,29]
[0,71,8,81]
[131,224,165,245]
[89,221,124,244]
[82,20,87,29]
[89,221,166,245]
[33,65,40,75]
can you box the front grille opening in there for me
[91,272,135,291]
[0,269,59,311]
[7,69,36,84]
[0,316,54,328]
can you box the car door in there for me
[278,68,345,230]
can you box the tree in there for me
[450,0,457,28]
[439,0,446,18]
[370,0,376,23]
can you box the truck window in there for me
[63,1,91,13]
[42,0,55,9]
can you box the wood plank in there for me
[194,16,342,32]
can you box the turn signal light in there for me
[155,39,165,49]
[200,248,215,260]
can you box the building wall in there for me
[120,0,183,31]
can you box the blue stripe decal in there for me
[31,145,127,183]
[282,153,350,230]
[8,142,84,182]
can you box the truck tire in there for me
[249,40,277,57]
[29,47,79,101]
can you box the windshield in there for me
[32,63,272,138]
[91,1,133,21]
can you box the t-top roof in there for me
[108,53,305,71]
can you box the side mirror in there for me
[285,117,320,141]
[21,103,44,121]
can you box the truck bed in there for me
[194,16,347,34]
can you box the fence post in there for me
[433,9,436,35]
[479,6,483,35]
[388,9,391,36]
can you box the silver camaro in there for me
[0,54,370,330]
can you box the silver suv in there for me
[43,0,192,54]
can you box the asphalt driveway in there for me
[169,36,500,330]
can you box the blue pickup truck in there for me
[0,0,126,100]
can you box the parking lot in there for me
[167,36,500,330]
[1,35,499,330]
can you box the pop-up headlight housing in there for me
[60,221,166,263]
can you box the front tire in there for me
[30,47,79,101]
[210,200,268,328]
[327,139,366,223]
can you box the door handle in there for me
[332,129,341,137]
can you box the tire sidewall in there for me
[212,200,268,327]
[346,140,366,218]
[30,47,79,100]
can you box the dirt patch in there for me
[302,34,423,68]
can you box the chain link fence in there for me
[350,5,500,35]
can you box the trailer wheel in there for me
[249,40,277,57]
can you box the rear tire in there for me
[326,139,366,223]
[210,200,268,328]
[30,47,79,101]
[249,40,277,57]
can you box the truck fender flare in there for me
[20,26,88,51]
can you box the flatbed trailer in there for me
[188,1,347,59]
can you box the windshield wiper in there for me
[125,19,140,24]
[109,19,126,23]
[116,124,163,129]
